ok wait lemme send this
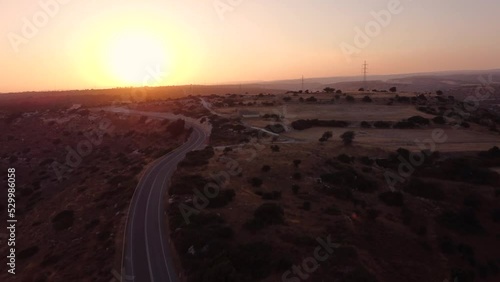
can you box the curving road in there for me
[107,108,209,282]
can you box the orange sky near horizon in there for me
[1,0,499,92]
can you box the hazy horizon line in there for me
[2,67,500,94]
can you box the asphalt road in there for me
[117,113,208,282]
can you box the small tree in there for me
[324,87,335,93]
[389,87,397,93]
[305,96,317,102]
[340,131,355,146]
[293,159,302,168]
[362,96,372,103]
[322,131,333,141]
[261,165,271,172]
[250,177,263,187]
[292,172,302,180]
[436,90,443,96]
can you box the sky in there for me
[1,0,499,92]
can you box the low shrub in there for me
[179,146,215,167]
[366,209,380,221]
[321,168,377,193]
[362,96,373,102]
[337,154,353,164]
[404,178,445,201]
[360,121,372,128]
[394,121,416,129]
[379,191,404,206]
[325,204,342,215]
[479,146,500,158]
[18,246,39,260]
[207,189,236,208]
[261,191,282,200]
[52,210,74,231]
[491,208,500,223]
[433,116,446,124]
[408,115,430,125]
[436,208,484,235]
[292,172,302,180]
[373,121,392,128]
[245,203,284,230]
[358,156,374,166]
[265,124,285,133]
[291,119,349,130]
[250,177,263,187]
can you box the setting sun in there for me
[105,30,170,86]
[63,6,196,89]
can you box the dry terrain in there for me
[0,98,196,281]
[1,86,499,282]
[167,89,500,282]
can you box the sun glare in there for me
[105,31,170,86]
[67,7,199,89]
